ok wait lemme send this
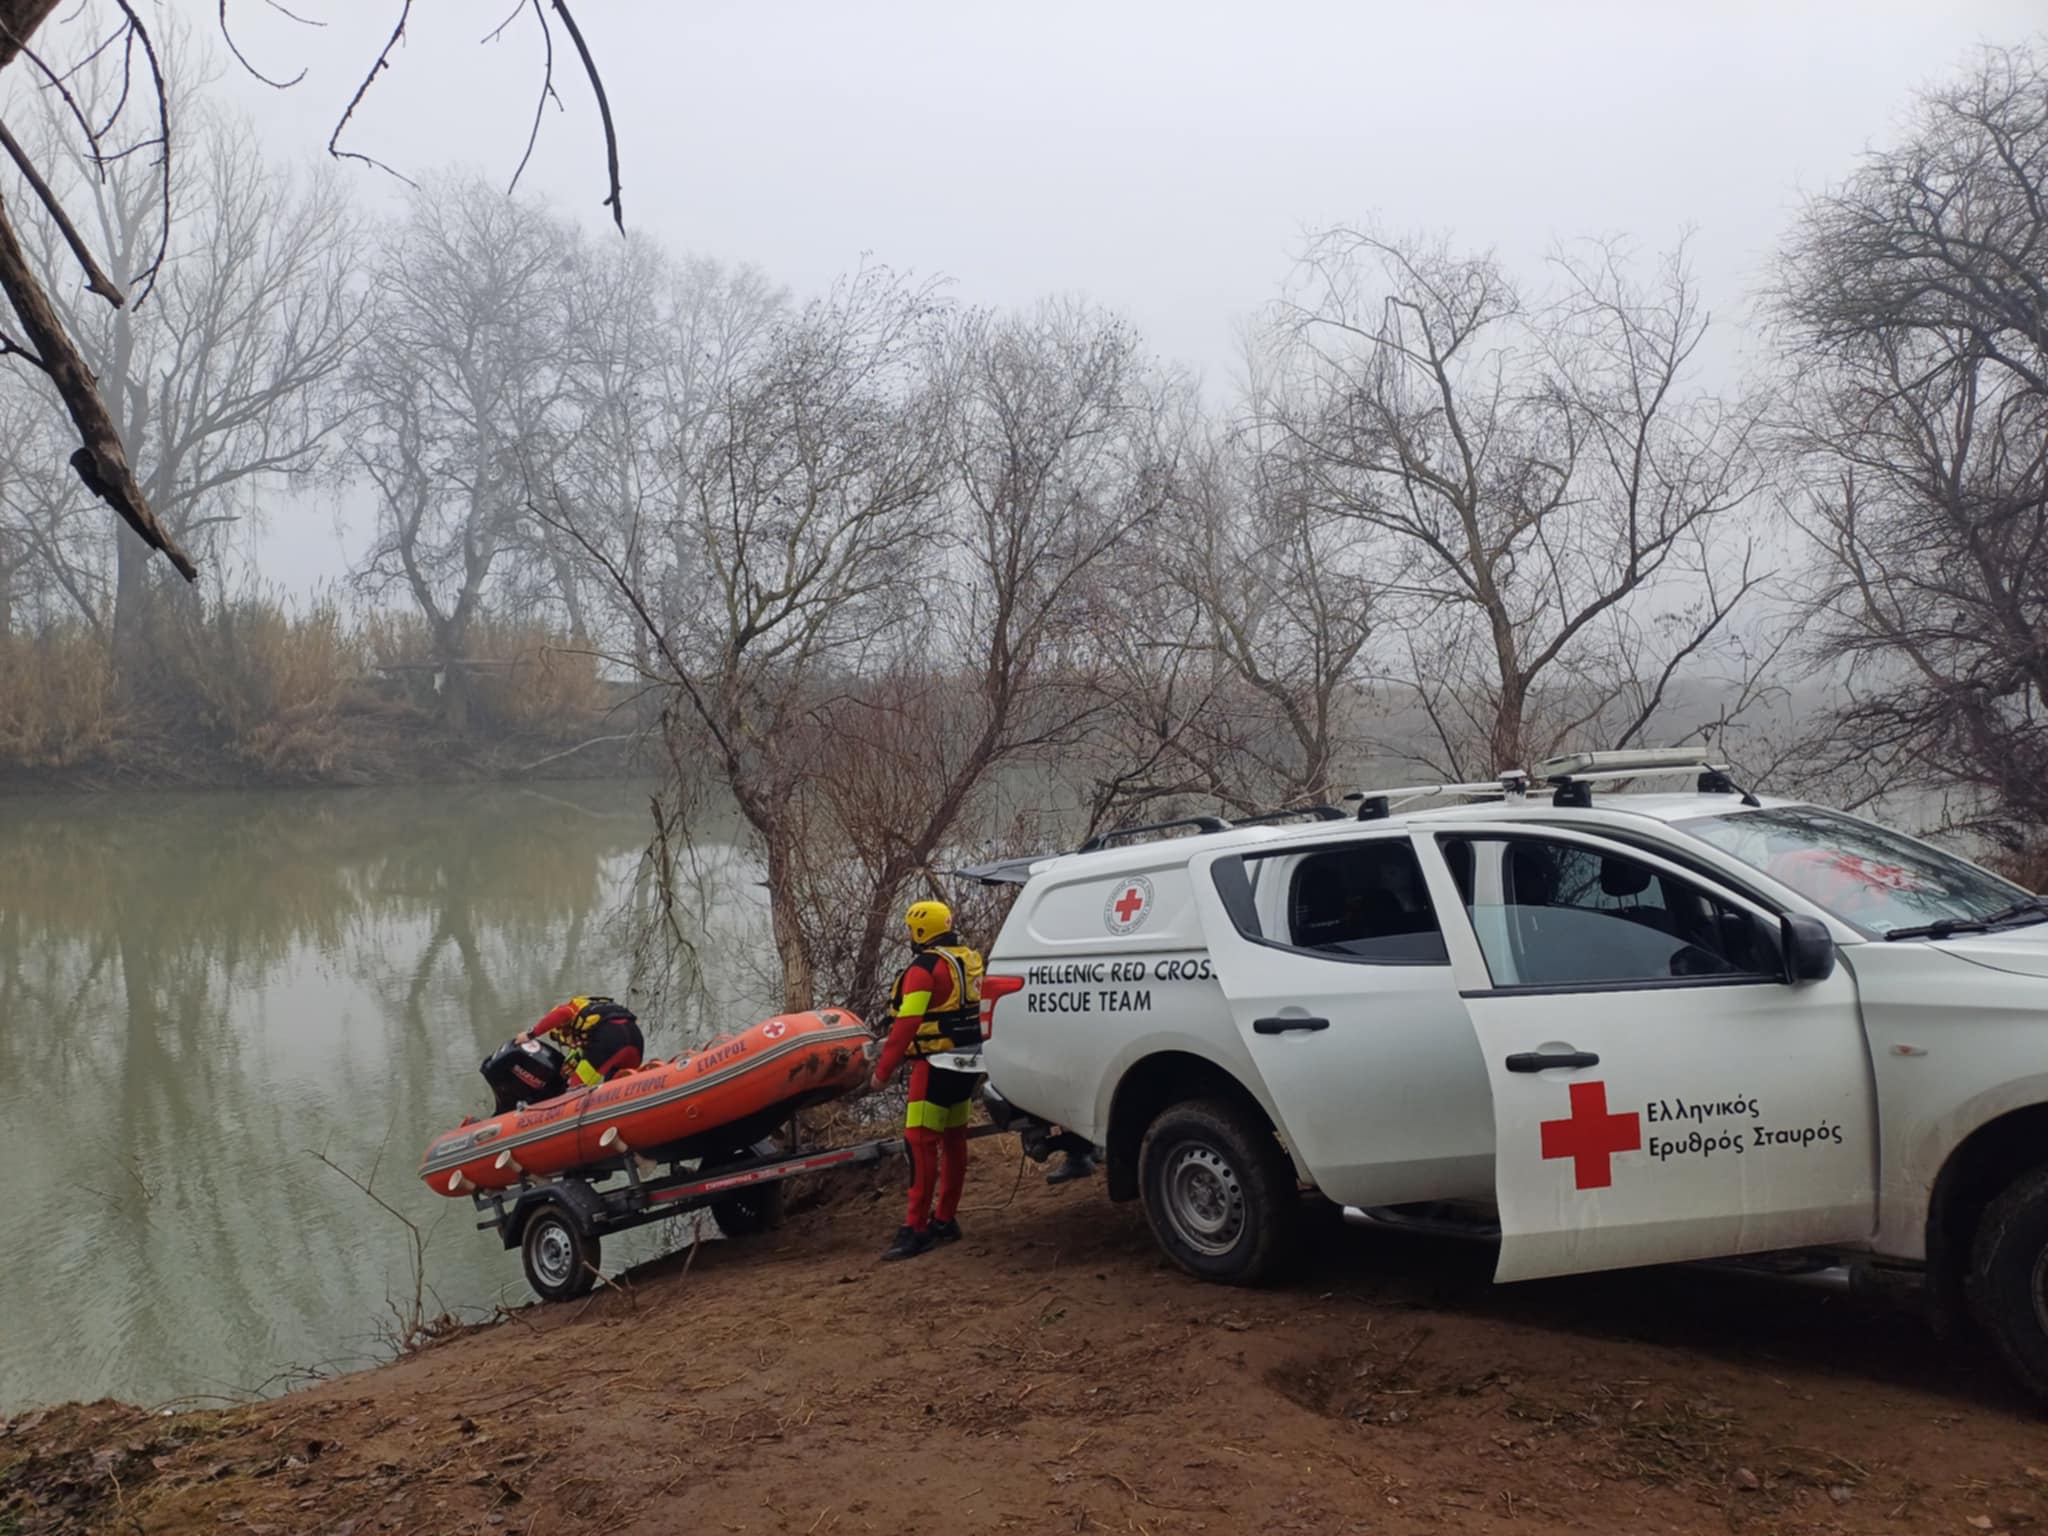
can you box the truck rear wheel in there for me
[1138,1097,1297,1285]
[1966,1163,2048,1401]
[521,1206,600,1302]
[705,1141,785,1238]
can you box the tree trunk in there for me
[1491,672,1527,777]
[111,523,151,678]
[436,617,471,733]
[762,832,815,1014]
[0,0,62,72]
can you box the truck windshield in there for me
[1671,805,2028,937]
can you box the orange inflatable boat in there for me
[418,1009,871,1197]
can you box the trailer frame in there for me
[472,1114,1011,1300]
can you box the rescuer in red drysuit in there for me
[516,994,645,1086]
[872,900,983,1261]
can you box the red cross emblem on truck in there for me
[1104,874,1154,934]
[1539,1080,1640,1190]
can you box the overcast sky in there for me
[184,0,2043,591]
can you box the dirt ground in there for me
[6,1135,2047,1536]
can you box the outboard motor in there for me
[480,1037,570,1113]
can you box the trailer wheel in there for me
[706,1142,785,1238]
[521,1206,600,1302]
[1138,1097,1298,1285]
[1965,1163,2048,1402]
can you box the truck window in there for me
[1250,841,1449,963]
[1439,834,1781,989]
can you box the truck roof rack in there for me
[1228,804,1349,830]
[955,802,1348,884]
[1533,748,1761,809]
[1077,814,1231,853]
[1344,772,1531,821]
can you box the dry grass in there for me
[463,619,607,733]
[0,625,119,770]
[156,598,364,779]
[362,612,609,736]
[0,603,611,782]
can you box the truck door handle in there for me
[1254,1016,1330,1034]
[1505,1050,1599,1073]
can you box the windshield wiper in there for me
[1984,896,2048,927]
[1884,918,1990,941]
[1884,897,2048,942]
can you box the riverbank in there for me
[0,609,658,791]
[5,1138,2044,1536]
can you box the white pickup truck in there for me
[966,751,2048,1401]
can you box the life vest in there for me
[892,942,984,1057]
[556,995,638,1052]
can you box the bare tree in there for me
[552,265,946,1010]
[1771,42,2048,852]
[541,244,784,669]
[1270,228,1769,778]
[795,298,1176,1010]
[353,176,577,731]
[0,0,624,600]
[1166,404,1377,810]
[6,73,364,662]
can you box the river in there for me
[0,781,781,1412]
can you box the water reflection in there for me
[0,782,773,1410]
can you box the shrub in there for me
[0,625,118,769]
[462,619,607,735]
[158,597,364,778]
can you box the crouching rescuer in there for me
[516,994,644,1087]
[873,900,983,1261]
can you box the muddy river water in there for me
[0,782,780,1410]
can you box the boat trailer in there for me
[473,1119,1014,1301]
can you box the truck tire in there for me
[705,1142,785,1238]
[1966,1163,2048,1401]
[520,1206,600,1303]
[1138,1097,1298,1285]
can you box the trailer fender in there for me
[504,1178,608,1251]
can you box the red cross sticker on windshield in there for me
[1539,1080,1641,1190]
[1114,887,1145,922]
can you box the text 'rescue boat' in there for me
[418,1009,872,1196]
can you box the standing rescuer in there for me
[873,899,983,1261]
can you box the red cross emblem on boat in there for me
[1104,875,1154,934]
[762,1019,787,1040]
[1538,1080,1640,1190]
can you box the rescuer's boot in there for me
[1046,1148,1097,1186]
[880,1224,933,1261]
[929,1217,962,1244]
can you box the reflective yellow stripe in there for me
[906,1097,973,1132]
[573,1058,601,1086]
[897,990,932,1019]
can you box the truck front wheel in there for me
[1138,1098,1297,1284]
[1966,1163,2048,1401]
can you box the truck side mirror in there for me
[1781,914,1837,983]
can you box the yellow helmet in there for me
[905,899,954,946]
